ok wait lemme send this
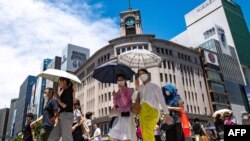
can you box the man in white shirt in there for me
[90,124,102,141]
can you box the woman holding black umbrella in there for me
[108,74,137,141]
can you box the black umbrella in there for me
[93,60,135,83]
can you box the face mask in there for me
[165,91,170,96]
[139,74,148,82]
[117,81,125,86]
[242,115,249,120]
[44,94,48,101]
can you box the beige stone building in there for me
[75,9,211,136]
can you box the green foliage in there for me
[12,135,22,141]
[34,122,42,141]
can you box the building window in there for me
[178,52,181,58]
[168,61,171,69]
[169,50,173,56]
[210,82,225,93]
[109,92,111,101]
[161,48,164,54]
[105,107,107,115]
[169,74,172,83]
[163,61,166,68]
[202,94,205,102]
[173,75,176,84]
[165,49,169,55]
[200,81,202,89]
[193,80,195,88]
[156,48,160,53]
[102,109,104,116]
[117,49,120,55]
[144,45,148,50]
[127,47,131,51]
[195,93,197,101]
[133,46,137,50]
[101,95,103,103]
[138,45,143,49]
[198,107,200,114]
[187,105,189,112]
[192,92,194,101]
[194,106,197,113]
[109,106,112,113]
[160,73,163,82]
[165,74,168,82]
[122,48,126,52]
[191,106,193,113]
[188,92,190,100]
[105,93,107,102]
[182,77,185,85]
[184,91,187,100]
[186,78,188,86]
[205,107,207,115]
[195,58,197,64]
[172,62,175,71]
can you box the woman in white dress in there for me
[108,74,137,141]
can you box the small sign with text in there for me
[224,125,250,140]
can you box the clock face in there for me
[125,17,135,26]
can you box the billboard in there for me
[61,44,90,72]
[204,50,219,66]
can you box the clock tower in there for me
[120,9,143,36]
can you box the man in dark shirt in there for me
[23,113,34,141]
[31,87,59,141]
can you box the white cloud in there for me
[0,0,119,108]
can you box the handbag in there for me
[132,93,141,115]
[200,135,208,141]
[121,112,130,117]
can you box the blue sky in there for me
[88,0,250,39]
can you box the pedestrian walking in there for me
[162,83,183,141]
[85,112,94,141]
[48,77,74,141]
[132,68,173,141]
[31,87,59,141]
[108,74,137,141]
[23,113,34,141]
[214,114,224,141]
[90,124,102,141]
[167,101,192,141]
[72,99,85,141]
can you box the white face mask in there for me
[165,91,170,96]
[139,74,148,82]
[117,81,125,86]
[44,94,48,101]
